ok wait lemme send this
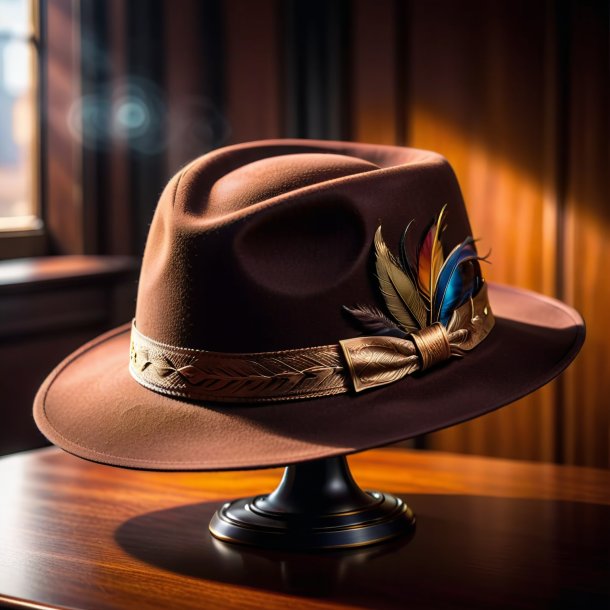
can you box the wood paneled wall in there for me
[401,1,561,463]
[398,0,608,467]
[80,0,608,467]
[562,1,610,467]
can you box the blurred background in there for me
[0,0,607,467]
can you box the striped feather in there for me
[417,204,447,305]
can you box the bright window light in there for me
[0,0,39,232]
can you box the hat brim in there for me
[34,283,584,471]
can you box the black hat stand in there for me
[209,455,415,550]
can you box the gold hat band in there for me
[129,284,494,403]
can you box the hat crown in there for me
[135,140,472,352]
[208,152,378,213]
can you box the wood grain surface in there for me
[224,0,282,144]
[402,0,560,463]
[0,447,608,610]
[345,0,610,467]
[561,0,610,468]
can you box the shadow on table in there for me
[115,494,610,609]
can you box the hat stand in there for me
[209,455,415,550]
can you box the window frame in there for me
[0,0,90,260]
[0,0,45,258]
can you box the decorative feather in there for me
[415,218,434,298]
[433,237,482,325]
[374,227,428,331]
[429,207,447,300]
[343,205,489,338]
[416,204,447,303]
[399,219,419,285]
[342,304,408,338]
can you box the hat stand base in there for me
[209,455,415,551]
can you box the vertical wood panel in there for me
[126,0,167,253]
[283,0,350,139]
[79,0,106,255]
[403,0,558,462]
[44,0,83,254]
[562,0,610,467]
[224,0,282,143]
[105,0,133,255]
[164,0,229,175]
[350,0,398,144]
[164,0,205,174]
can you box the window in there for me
[0,0,41,236]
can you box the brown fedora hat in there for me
[34,139,584,471]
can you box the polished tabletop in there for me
[0,446,608,609]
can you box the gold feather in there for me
[429,204,447,302]
[374,227,427,331]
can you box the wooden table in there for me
[0,447,608,609]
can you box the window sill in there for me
[0,255,139,339]
[0,229,47,260]
[0,255,139,294]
